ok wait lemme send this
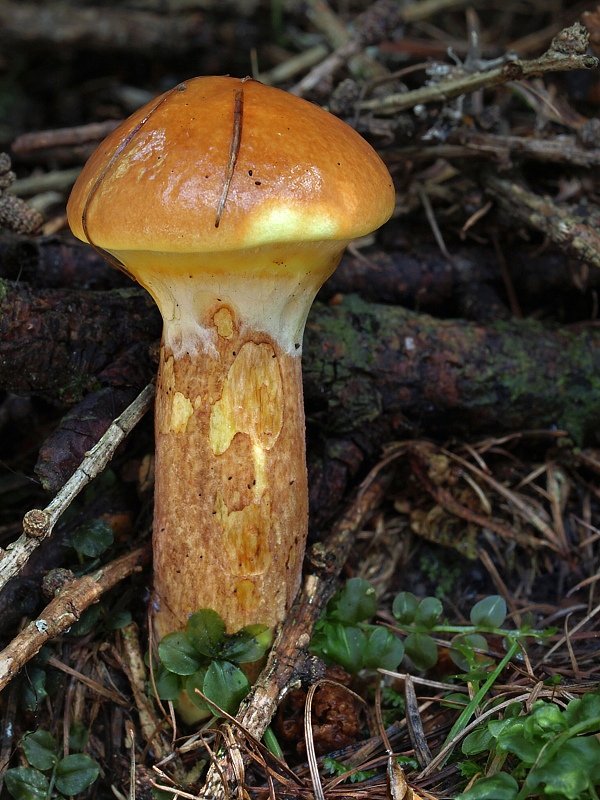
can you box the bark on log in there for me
[2,237,592,315]
[0,278,160,403]
[1,280,598,446]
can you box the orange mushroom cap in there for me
[67,76,395,256]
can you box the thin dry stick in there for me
[0,545,150,691]
[0,383,154,593]
[359,23,597,115]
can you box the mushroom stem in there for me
[124,249,344,640]
[153,323,307,639]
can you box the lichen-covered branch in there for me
[359,23,598,115]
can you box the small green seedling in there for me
[4,730,99,800]
[458,693,600,800]
[309,578,404,674]
[153,608,272,716]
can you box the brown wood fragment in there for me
[0,545,150,692]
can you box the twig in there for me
[115,623,173,760]
[199,472,390,798]
[0,383,155,593]
[291,0,402,96]
[0,545,150,691]
[12,121,122,156]
[484,172,600,272]
[359,23,598,115]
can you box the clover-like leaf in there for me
[404,632,438,670]
[55,754,100,795]
[328,578,377,625]
[457,772,519,800]
[158,631,203,675]
[151,664,183,700]
[461,726,494,757]
[20,667,48,712]
[450,633,491,671]
[362,626,404,671]
[186,609,227,658]
[68,722,90,753]
[184,667,210,711]
[4,767,49,800]
[71,519,114,557]
[527,737,600,799]
[320,623,367,673]
[413,597,443,629]
[470,596,506,630]
[21,730,57,771]
[203,661,250,716]
[562,691,600,729]
[222,624,272,664]
[68,604,102,637]
[392,592,419,625]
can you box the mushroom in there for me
[67,76,395,644]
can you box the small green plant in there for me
[458,693,600,800]
[309,580,546,678]
[152,608,272,716]
[323,756,378,784]
[4,730,99,800]
[309,578,405,674]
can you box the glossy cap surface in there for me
[67,76,395,255]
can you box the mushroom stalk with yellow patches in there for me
[67,76,395,642]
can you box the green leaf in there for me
[186,609,227,658]
[158,631,203,675]
[392,591,419,625]
[489,718,540,764]
[527,737,600,799]
[4,767,49,800]
[362,626,404,671]
[222,625,272,664]
[70,519,114,557]
[21,730,57,771]
[184,667,210,711]
[321,623,367,673]
[151,665,183,700]
[562,691,600,729]
[20,668,47,712]
[203,661,250,716]
[525,701,567,740]
[329,578,377,625]
[105,610,133,630]
[462,726,494,756]
[414,597,443,629]
[68,604,101,637]
[457,772,519,800]
[450,633,491,671]
[470,596,506,629]
[68,722,90,753]
[404,632,438,670]
[55,754,100,795]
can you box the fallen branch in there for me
[2,283,600,445]
[484,172,600,272]
[359,23,598,115]
[0,384,154,593]
[0,545,150,691]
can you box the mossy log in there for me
[1,280,598,446]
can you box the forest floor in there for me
[1,2,600,799]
